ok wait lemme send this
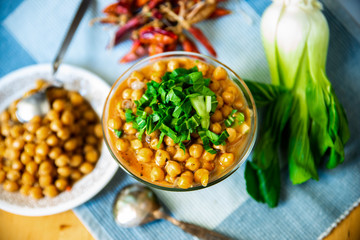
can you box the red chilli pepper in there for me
[209,8,231,19]
[139,26,178,45]
[120,40,147,63]
[182,37,200,53]
[188,26,217,57]
[113,16,145,46]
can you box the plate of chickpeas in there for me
[103,52,257,191]
[0,64,118,216]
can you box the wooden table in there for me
[0,204,359,240]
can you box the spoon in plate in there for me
[113,184,232,240]
[16,0,91,123]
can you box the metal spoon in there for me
[113,184,232,240]
[16,0,91,123]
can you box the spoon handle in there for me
[153,210,232,240]
[52,0,91,75]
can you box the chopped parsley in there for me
[126,66,230,153]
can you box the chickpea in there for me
[165,160,182,178]
[234,99,244,110]
[212,66,227,80]
[219,153,235,167]
[150,72,162,83]
[1,124,11,136]
[85,149,99,163]
[189,144,204,159]
[55,178,68,191]
[115,139,129,152]
[12,160,24,171]
[79,162,94,174]
[30,115,42,123]
[150,166,165,182]
[213,144,226,153]
[210,123,222,134]
[155,150,170,167]
[43,185,58,198]
[64,138,77,152]
[211,110,223,122]
[35,142,50,156]
[21,171,35,186]
[83,145,95,153]
[209,80,220,91]
[122,88,133,100]
[226,128,237,143]
[57,166,72,177]
[69,92,84,106]
[165,174,176,184]
[34,155,45,164]
[167,60,179,72]
[39,161,54,175]
[221,105,233,118]
[20,185,31,196]
[202,151,217,161]
[49,147,62,160]
[136,148,153,163]
[70,155,83,167]
[24,122,39,134]
[194,169,210,187]
[12,138,25,150]
[130,71,145,81]
[123,122,137,135]
[130,139,143,150]
[10,125,24,138]
[46,109,59,121]
[53,99,66,112]
[131,89,144,101]
[36,126,51,140]
[177,172,193,189]
[57,128,70,140]
[185,157,200,171]
[197,62,209,76]
[20,152,32,165]
[4,137,13,147]
[84,110,97,122]
[0,170,6,183]
[94,123,103,138]
[216,95,224,109]
[164,136,175,146]
[46,134,59,146]
[153,61,166,72]
[55,154,69,167]
[5,148,20,160]
[50,119,63,132]
[0,111,10,122]
[7,169,21,181]
[29,186,43,199]
[24,143,36,156]
[222,91,235,105]
[39,175,53,187]
[239,123,250,135]
[71,170,83,181]
[144,107,153,115]
[3,180,19,192]
[202,161,215,171]
[61,110,75,125]
[150,138,163,150]
[23,132,35,142]
[173,147,189,162]
[166,146,176,157]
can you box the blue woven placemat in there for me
[1,0,360,239]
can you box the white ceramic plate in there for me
[0,64,118,216]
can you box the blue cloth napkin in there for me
[1,0,360,239]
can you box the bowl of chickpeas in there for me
[0,64,118,216]
[103,51,257,191]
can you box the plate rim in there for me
[0,63,119,216]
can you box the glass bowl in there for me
[102,51,258,191]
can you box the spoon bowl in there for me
[113,184,232,240]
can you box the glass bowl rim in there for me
[102,51,258,191]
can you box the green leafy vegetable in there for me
[126,66,228,153]
[245,0,350,207]
[114,129,123,138]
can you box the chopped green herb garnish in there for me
[225,109,245,127]
[114,129,123,138]
[126,66,230,153]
